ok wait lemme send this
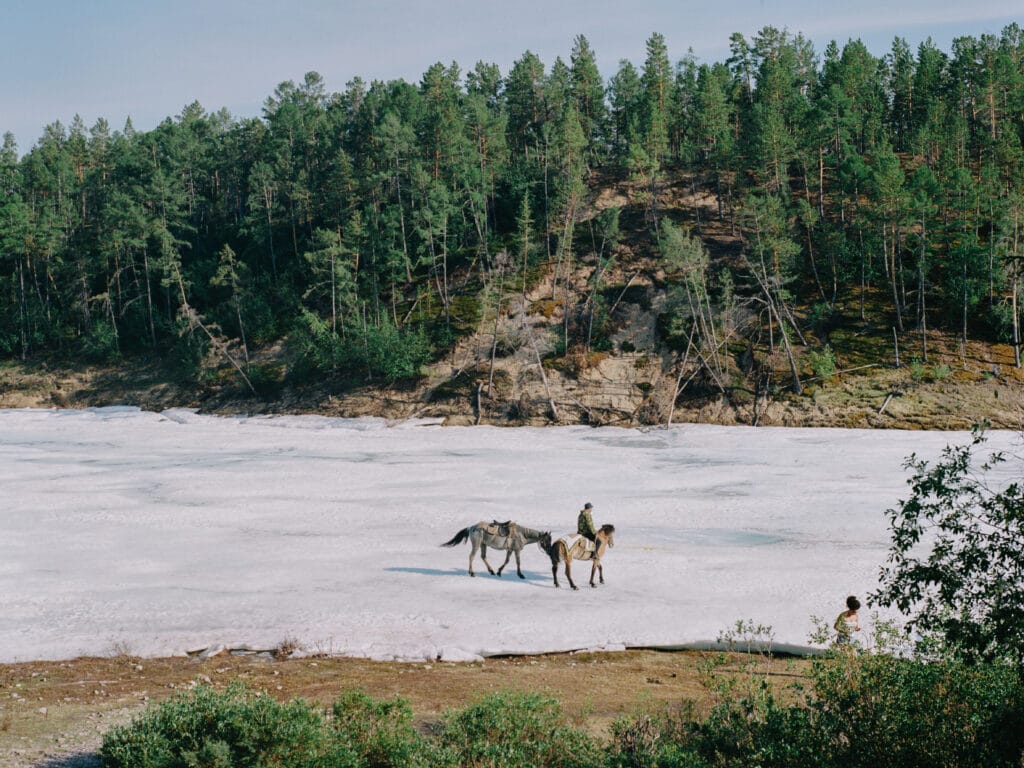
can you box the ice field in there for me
[1,407,1017,662]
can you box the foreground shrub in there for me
[100,683,356,768]
[610,652,1024,768]
[435,690,603,768]
[101,685,598,768]
[99,657,1024,768]
[810,653,1024,768]
[331,689,434,768]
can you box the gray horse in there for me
[442,521,551,579]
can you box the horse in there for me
[540,524,615,590]
[441,521,551,579]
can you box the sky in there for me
[2,0,1022,152]
[2,406,1020,663]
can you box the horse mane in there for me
[515,525,548,540]
[600,524,615,535]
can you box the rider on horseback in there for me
[577,502,597,543]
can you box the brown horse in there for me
[540,524,615,590]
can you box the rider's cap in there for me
[584,502,593,509]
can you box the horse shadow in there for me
[384,566,551,585]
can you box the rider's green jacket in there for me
[577,508,596,540]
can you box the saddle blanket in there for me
[557,533,596,555]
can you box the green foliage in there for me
[807,345,837,379]
[930,362,951,381]
[99,649,1024,768]
[873,428,1024,664]
[100,683,356,768]
[102,685,601,768]
[359,319,433,382]
[908,356,926,381]
[1,28,1023,388]
[81,320,120,362]
[290,310,432,384]
[608,650,1024,768]
[436,690,603,768]
[331,690,433,768]
[808,653,1024,768]
[169,325,210,382]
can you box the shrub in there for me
[610,652,1024,768]
[810,653,1024,768]
[873,428,1024,664]
[100,683,356,768]
[908,356,926,381]
[82,320,120,362]
[246,363,286,397]
[289,310,433,384]
[436,690,602,768]
[358,320,432,382]
[168,325,210,383]
[807,345,836,380]
[332,690,434,768]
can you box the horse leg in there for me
[497,548,513,577]
[514,547,525,579]
[590,559,602,588]
[565,557,578,591]
[480,543,496,575]
[468,540,478,577]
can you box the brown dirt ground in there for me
[0,650,812,768]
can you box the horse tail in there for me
[441,527,472,547]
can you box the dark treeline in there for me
[3,26,1024,387]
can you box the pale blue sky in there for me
[2,1,1021,151]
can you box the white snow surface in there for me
[1,407,1018,663]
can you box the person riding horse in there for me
[577,502,597,543]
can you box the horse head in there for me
[599,524,615,548]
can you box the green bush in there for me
[169,325,210,382]
[82,319,120,362]
[103,685,601,768]
[289,310,433,384]
[807,345,836,379]
[908,356,926,381]
[332,690,434,768]
[99,659,1024,768]
[359,319,432,382]
[100,683,357,768]
[610,651,1024,768]
[809,653,1024,768]
[436,690,603,768]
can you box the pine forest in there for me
[3,27,1024,424]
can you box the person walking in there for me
[834,595,862,646]
[577,502,597,543]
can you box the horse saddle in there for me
[486,519,516,538]
[558,533,596,554]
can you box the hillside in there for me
[2,169,1022,431]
